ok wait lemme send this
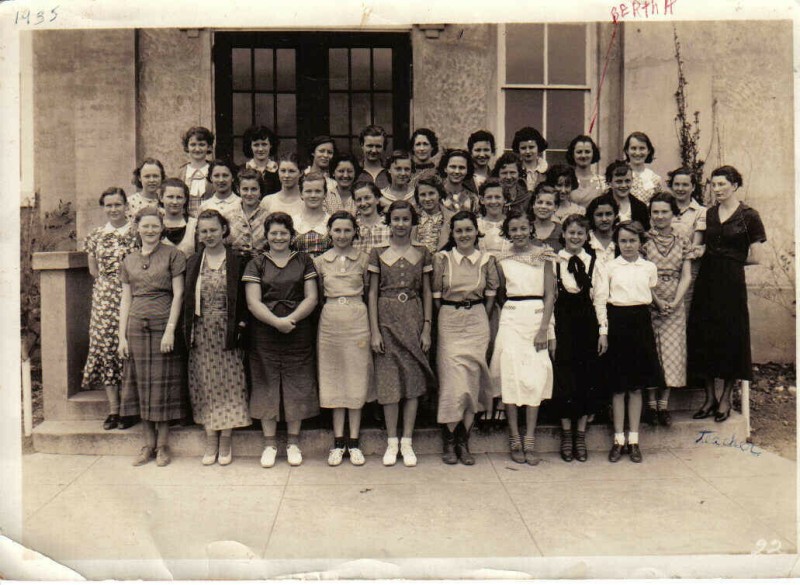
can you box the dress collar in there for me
[379,244,424,266]
[320,247,360,263]
[451,248,481,265]
[102,222,131,235]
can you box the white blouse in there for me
[600,255,658,306]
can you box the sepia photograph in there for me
[3,0,798,579]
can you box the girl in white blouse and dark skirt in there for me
[598,220,665,463]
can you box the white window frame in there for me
[497,23,596,160]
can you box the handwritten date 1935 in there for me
[14,6,58,25]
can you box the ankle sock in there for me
[628,432,639,445]
[347,437,359,450]
[287,433,300,446]
[334,436,346,449]
[647,399,657,409]
[657,399,668,410]
[264,436,277,448]
[400,437,412,447]
[614,432,625,446]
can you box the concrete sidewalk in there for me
[20,445,797,580]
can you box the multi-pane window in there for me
[231,47,298,164]
[498,23,593,164]
[215,33,411,165]
[329,47,396,154]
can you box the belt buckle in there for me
[460,300,473,310]
[397,292,409,303]
[337,297,348,305]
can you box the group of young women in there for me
[79,123,766,468]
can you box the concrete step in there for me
[63,387,714,420]
[32,411,748,458]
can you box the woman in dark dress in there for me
[688,166,766,422]
[243,212,319,468]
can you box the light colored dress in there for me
[314,248,375,409]
[82,223,137,389]
[571,173,606,208]
[323,186,358,216]
[643,230,692,388]
[126,193,161,221]
[490,251,554,406]
[259,193,305,222]
[432,249,499,423]
[187,257,252,430]
[224,203,269,257]
[631,168,663,204]
[672,199,707,310]
[478,217,511,257]
[553,201,586,223]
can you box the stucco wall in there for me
[137,29,214,178]
[411,24,497,151]
[33,30,137,243]
[622,20,795,362]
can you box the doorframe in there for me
[213,31,412,163]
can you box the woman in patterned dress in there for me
[491,152,531,216]
[183,210,252,466]
[82,187,138,430]
[368,201,436,467]
[413,177,452,254]
[239,125,281,197]
[118,207,189,467]
[623,132,663,205]
[438,149,480,213]
[324,154,361,216]
[641,193,693,427]
[668,167,707,311]
[293,172,331,258]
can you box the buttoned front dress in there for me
[432,249,499,423]
[314,248,375,409]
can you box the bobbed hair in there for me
[468,130,496,154]
[511,126,548,153]
[383,199,419,226]
[437,148,475,182]
[410,127,439,157]
[197,208,230,238]
[242,125,279,159]
[623,131,655,164]
[132,158,166,190]
[99,187,127,206]
[565,134,601,166]
[182,126,215,151]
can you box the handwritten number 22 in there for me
[753,538,782,554]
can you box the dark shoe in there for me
[628,443,643,463]
[714,406,732,423]
[117,416,139,430]
[692,400,718,420]
[455,423,475,466]
[509,435,525,464]
[103,414,119,431]
[560,429,573,462]
[657,409,672,427]
[441,426,458,465]
[608,443,624,463]
[573,431,588,462]
[643,407,659,426]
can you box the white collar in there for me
[102,222,131,235]
[589,231,615,251]
[320,247,361,263]
[379,244,424,266]
[612,254,646,266]
[557,248,591,263]
[451,248,481,265]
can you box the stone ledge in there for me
[32,251,87,271]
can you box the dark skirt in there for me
[687,254,753,380]
[119,316,189,422]
[553,291,599,419]
[248,317,319,423]
[604,304,665,394]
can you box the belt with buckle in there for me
[506,295,543,301]
[441,299,483,310]
[380,291,419,303]
[326,296,363,305]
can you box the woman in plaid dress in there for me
[118,207,189,467]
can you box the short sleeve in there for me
[84,230,98,257]
[358,252,371,289]
[484,255,500,296]
[421,247,433,274]
[169,248,187,276]
[367,247,381,274]
[302,253,318,280]
[242,256,263,284]
[431,252,446,299]
[648,261,658,288]
[744,208,767,244]
[678,235,693,261]
[695,206,707,232]
[119,256,130,284]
